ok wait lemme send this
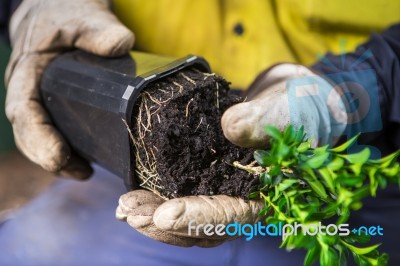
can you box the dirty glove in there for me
[116,190,264,247]
[5,0,134,179]
[222,64,348,148]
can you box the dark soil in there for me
[131,68,258,199]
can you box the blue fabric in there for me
[312,24,400,156]
[1,166,398,265]
[0,166,306,266]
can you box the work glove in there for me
[116,64,349,247]
[222,63,348,148]
[116,190,264,247]
[5,0,134,179]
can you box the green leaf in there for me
[314,144,329,154]
[318,168,334,192]
[295,125,305,142]
[320,248,339,266]
[327,157,344,171]
[254,150,271,167]
[287,234,314,249]
[342,241,381,255]
[341,148,371,164]
[283,125,296,143]
[277,197,287,211]
[331,134,360,153]
[343,232,371,244]
[350,201,363,210]
[319,234,338,246]
[303,170,328,199]
[304,152,330,169]
[297,141,311,153]
[272,186,282,201]
[336,207,350,224]
[347,187,370,206]
[381,164,400,177]
[337,175,364,187]
[377,253,389,266]
[259,206,270,216]
[269,165,281,177]
[369,150,400,167]
[306,212,329,222]
[306,196,321,209]
[368,167,378,197]
[282,171,297,178]
[304,245,320,266]
[285,190,298,197]
[259,172,272,187]
[348,163,363,176]
[278,179,298,191]
[248,191,260,199]
[265,125,282,140]
[365,249,379,258]
[378,175,388,189]
[353,254,370,266]
[276,142,291,161]
[338,245,348,266]
[272,173,283,186]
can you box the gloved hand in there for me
[116,190,264,247]
[115,64,348,247]
[5,0,134,179]
[222,64,348,148]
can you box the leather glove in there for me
[115,65,343,247]
[5,0,134,179]
[221,64,348,148]
[116,190,264,247]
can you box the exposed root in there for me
[215,82,220,110]
[194,117,203,132]
[142,91,171,105]
[124,79,189,199]
[172,81,183,93]
[180,73,196,85]
[233,161,293,176]
[193,69,215,80]
[124,68,251,199]
[233,161,265,175]
[123,91,172,199]
[185,98,194,118]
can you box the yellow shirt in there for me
[113,0,400,89]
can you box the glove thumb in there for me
[74,3,134,56]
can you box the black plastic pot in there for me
[40,50,211,189]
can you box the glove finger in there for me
[58,153,92,180]
[116,190,223,247]
[221,84,291,149]
[153,195,264,238]
[127,216,225,247]
[222,101,276,148]
[6,53,71,174]
[221,102,260,148]
[74,2,134,57]
[116,190,165,220]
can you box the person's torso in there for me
[113,0,400,89]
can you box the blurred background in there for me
[0,40,53,222]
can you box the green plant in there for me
[237,125,400,266]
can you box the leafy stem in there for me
[242,125,399,266]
